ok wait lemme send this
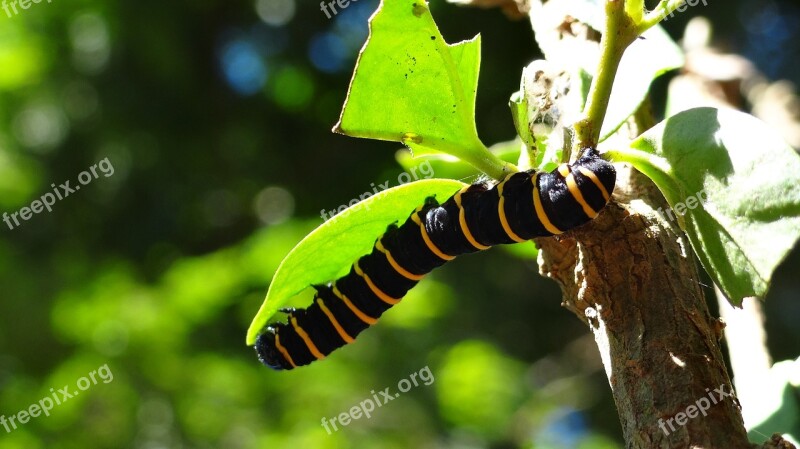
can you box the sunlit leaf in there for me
[619,107,800,305]
[333,0,510,178]
[246,179,467,344]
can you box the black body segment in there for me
[255,149,616,370]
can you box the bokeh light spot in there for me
[271,66,314,111]
[69,12,111,74]
[220,40,268,96]
[13,101,69,153]
[253,186,295,225]
[255,0,296,27]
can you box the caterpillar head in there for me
[577,148,616,198]
[254,327,291,371]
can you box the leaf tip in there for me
[331,121,346,135]
[245,327,258,346]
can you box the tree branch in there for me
[521,1,790,447]
[536,165,754,448]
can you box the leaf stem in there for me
[470,147,517,180]
[625,0,644,24]
[604,147,680,202]
[435,137,517,179]
[604,147,669,174]
[573,0,638,150]
[639,0,689,33]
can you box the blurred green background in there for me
[0,0,798,448]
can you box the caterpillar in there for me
[255,148,616,370]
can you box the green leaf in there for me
[509,91,535,151]
[246,178,467,345]
[333,0,511,179]
[599,25,684,141]
[618,107,800,305]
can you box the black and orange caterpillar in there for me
[255,148,616,370]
